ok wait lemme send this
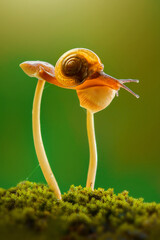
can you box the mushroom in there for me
[20,48,139,192]
[20,61,61,200]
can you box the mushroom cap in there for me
[20,61,54,80]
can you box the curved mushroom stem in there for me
[86,110,97,189]
[32,79,61,200]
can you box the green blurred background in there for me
[0,0,160,202]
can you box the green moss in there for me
[0,182,160,240]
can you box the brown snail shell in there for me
[55,48,104,87]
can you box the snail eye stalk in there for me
[118,79,139,98]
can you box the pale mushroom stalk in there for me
[20,61,61,200]
[33,79,61,200]
[86,110,97,189]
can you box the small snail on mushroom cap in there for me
[20,48,139,195]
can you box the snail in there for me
[20,48,139,197]
[38,48,139,112]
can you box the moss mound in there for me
[0,181,160,240]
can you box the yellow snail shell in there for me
[54,48,104,87]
